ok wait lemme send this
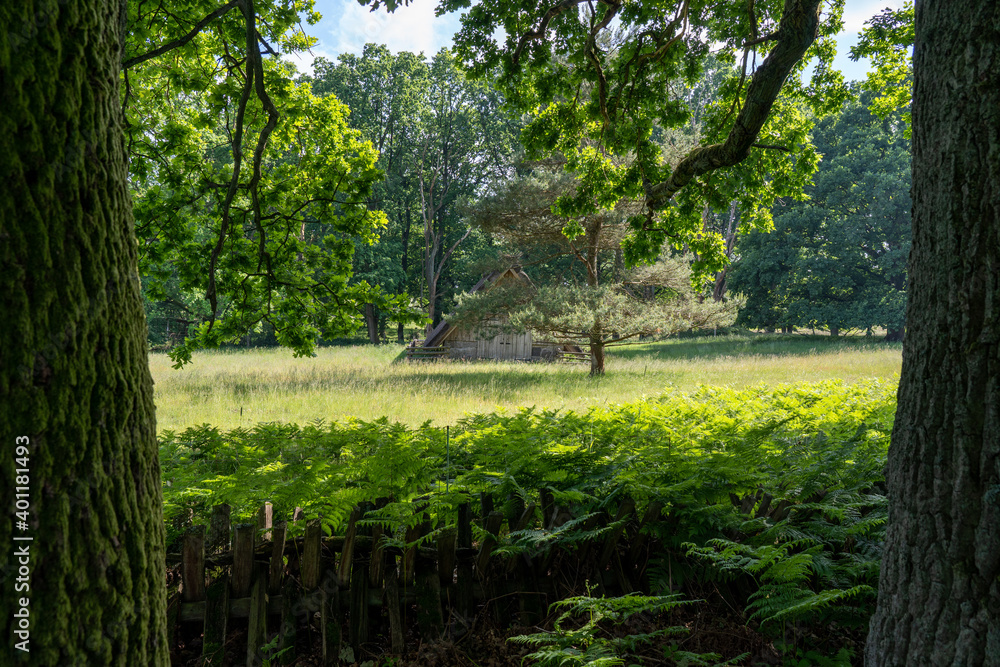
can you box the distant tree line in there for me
[727,87,911,341]
[141,50,912,353]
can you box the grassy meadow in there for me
[149,332,901,434]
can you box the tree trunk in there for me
[398,207,412,344]
[426,256,438,334]
[865,2,1000,664]
[364,303,378,344]
[883,327,904,343]
[0,1,169,664]
[589,327,605,376]
[712,201,739,302]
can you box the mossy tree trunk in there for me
[865,1,999,663]
[0,1,169,665]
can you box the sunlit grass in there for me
[149,333,901,433]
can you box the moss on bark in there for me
[0,0,169,664]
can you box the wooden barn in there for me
[407,268,576,362]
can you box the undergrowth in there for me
[160,379,894,664]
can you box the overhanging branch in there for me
[123,0,240,70]
[643,0,822,217]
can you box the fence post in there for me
[456,502,475,621]
[246,562,268,667]
[231,524,255,598]
[208,503,231,554]
[182,525,206,603]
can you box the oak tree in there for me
[1,0,169,663]
[864,1,999,662]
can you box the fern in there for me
[510,592,702,667]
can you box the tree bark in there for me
[398,207,412,344]
[865,1,1000,664]
[364,303,378,344]
[883,327,904,343]
[0,1,169,664]
[589,327,606,377]
[585,224,605,375]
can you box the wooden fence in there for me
[166,491,664,666]
[404,344,449,361]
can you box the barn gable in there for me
[416,268,550,361]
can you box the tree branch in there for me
[644,0,823,217]
[511,0,588,66]
[123,0,240,70]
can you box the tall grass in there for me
[149,333,901,433]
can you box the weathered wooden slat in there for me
[277,576,297,666]
[514,502,536,532]
[504,493,525,527]
[771,499,792,522]
[182,525,206,603]
[385,556,405,654]
[231,524,255,598]
[368,498,389,588]
[437,526,457,589]
[415,551,444,639]
[181,595,280,623]
[507,503,538,574]
[480,492,495,527]
[402,504,428,587]
[755,493,774,519]
[208,504,231,555]
[321,573,341,667]
[246,563,268,667]
[202,575,229,665]
[268,521,287,596]
[349,552,370,653]
[201,574,229,665]
[337,506,362,587]
[166,595,182,658]
[740,489,762,515]
[456,503,475,620]
[301,518,323,591]
[257,502,273,541]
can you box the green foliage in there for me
[308,45,520,331]
[161,380,893,663]
[728,91,911,336]
[849,2,913,133]
[429,0,848,275]
[509,591,709,667]
[125,4,422,364]
[449,263,737,349]
[258,634,294,667]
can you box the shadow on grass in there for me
[605,333,899,363]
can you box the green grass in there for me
[149,332,901,434]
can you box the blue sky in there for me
[290,0,905,81]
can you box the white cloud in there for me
[296,0,462,68]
